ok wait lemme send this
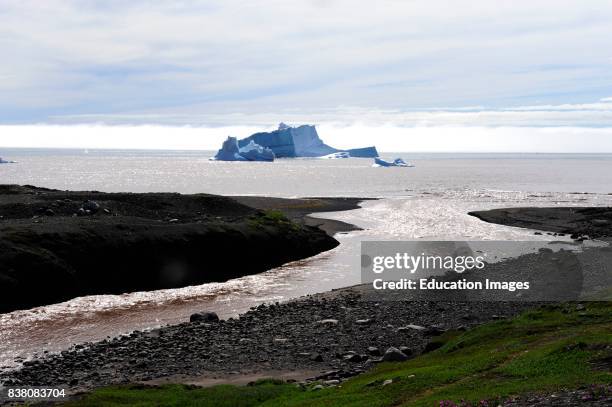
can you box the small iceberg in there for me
[319,152,350,159]
[0,157,16,164]
[373,157,414,167]
[210,137,275,162]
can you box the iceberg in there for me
[319,152,350,159]
[0,157,15,164]
[238,140,275,162]
[237,123,379,158]
[211,137,275,162]
[373,157,414,167]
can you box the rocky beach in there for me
[1,287,538,392]
[0,192,611,404]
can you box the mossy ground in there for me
[249,210,302,231]
[58,302,611,407]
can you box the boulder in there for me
[190,312,220,323]
[343,354,362,362]
[82,200,100,213]
[382,347,410,362]
[424,325,446,336]
[364,358,383,367]
[397,324,426,332]
[310,353,323,362]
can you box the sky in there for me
[1,0,612,151]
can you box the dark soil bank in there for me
[469,206,612,239]
[0,286,537,391]
[232,196,369,236]
[0,185,347,313]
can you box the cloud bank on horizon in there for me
[1,0,612,151]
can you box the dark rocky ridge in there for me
[469,207,612,239]
[0,185,346,313]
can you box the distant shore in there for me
[469,206,612,240]
[0,185,366,313]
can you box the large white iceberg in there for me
[212,123,379,161]
[211,137,275,162]
[373,157,414,167]
[242,123,379,158]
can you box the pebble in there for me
[397,324,426,332]
[317,319,339,325]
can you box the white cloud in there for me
[1,1,612,123]
[506,102,612,111]
[47,98,612,128]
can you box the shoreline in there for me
[469,206,612,239]
[1,201,611,399]
[0,185,367,313]
[1,284,541,393]
[232,196,370,236]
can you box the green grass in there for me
[248,210,301,231]
[61,302,611,407]
[59,380,300,407]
